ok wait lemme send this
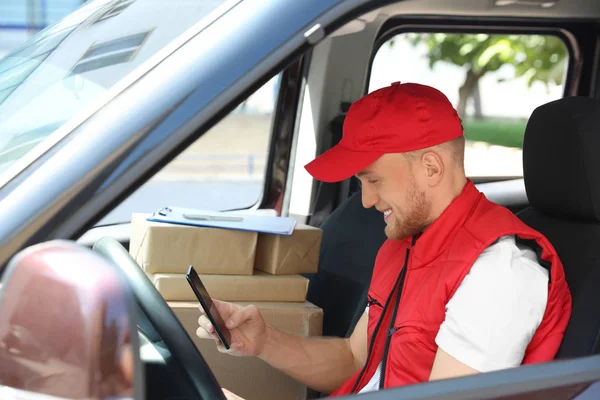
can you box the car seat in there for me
[518,96,600,358]
[306,189,387,338]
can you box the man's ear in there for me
[420,151,444,186]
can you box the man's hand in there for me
[198,303,366,393]
[196,300,268,357]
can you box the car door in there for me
[344,356,600,399]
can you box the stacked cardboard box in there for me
[129,213,322,301]
[129,213,324,400]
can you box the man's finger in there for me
[216,341,231,353]
[225,305,257,329]
[196,316,220,340]
[195,327,214,340]
[216,340,241,354]
[198,315,214,332]
[213,299,233,315]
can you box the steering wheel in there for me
[92,236,225,400]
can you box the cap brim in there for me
[304,145,383,183]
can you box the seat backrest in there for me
[306,189,386,337]
[518,96,600,359]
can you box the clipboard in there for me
[147,206,297,236]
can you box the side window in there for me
[369,32,569,179]
[100,75,279,225]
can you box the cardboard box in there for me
[170,301,323,400]
[255,224,322,275]
[129,213,256,275]
[152,271,309,302]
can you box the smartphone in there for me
[185,265,231,349]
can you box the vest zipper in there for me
[350,236,416,394]
[378,235,416,390]
[367,295,383,308]
[349,255,405,393]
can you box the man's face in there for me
[357,154,432,240]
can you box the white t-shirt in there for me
[358,235,549,393]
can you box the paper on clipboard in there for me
[147,206,297,236]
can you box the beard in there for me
[385,178,432,241]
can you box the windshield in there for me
[0,0,228,180]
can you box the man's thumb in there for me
[213,299,229,311]
[226,305,255,329]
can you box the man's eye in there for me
[368,179,378,184]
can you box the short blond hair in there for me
[403,135,465,170]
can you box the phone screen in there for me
[186,266,231,349]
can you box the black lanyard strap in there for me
[378,235,416,389]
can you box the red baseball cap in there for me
[304,82,463,182]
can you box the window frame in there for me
[210,56,307,216]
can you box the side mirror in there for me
[0,240,144,399]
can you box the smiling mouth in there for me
[383,209,393,220]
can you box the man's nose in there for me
[361,186,378,209]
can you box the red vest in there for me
[331,180,572,396]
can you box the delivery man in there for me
[196,82,572,399]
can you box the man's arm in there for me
[429,348,479,381]
[430,236,549,381]
[259,312,369,393]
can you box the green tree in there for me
[398,33,567,119]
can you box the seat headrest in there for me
[523,96,600,222]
